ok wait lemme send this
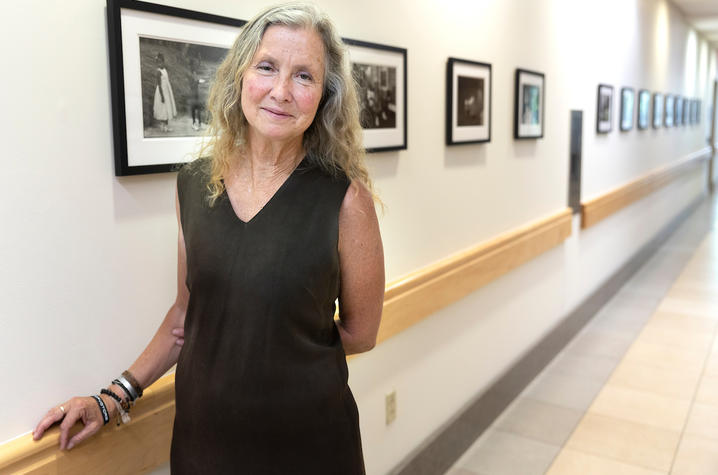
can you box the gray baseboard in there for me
[391,193,707,475]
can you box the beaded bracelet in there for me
[91,395,110,425]
[101,389,131,425]
[101,388,130,413]
[122,370,144,399]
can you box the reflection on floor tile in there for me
[684,403,718,441]
[494,398,584,446]
[695,374,718,406]
[607,360,701,400]
[546,448,666,475]
[444,468,479,475]
[564,328,635,360]
[460,430,560,475]
[565,413,680,472]
[523,372,606,411]
[671,434,718,475]
[588,385,691,432]
[543,352,620,384]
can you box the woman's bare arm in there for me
[32,191,189,450]
[336,181,385,355]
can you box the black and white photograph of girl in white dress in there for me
[353,63,397,129]
[139,37,228,138]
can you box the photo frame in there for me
[620,87,635,131]
[637,89,650,130]
[695,99,701,125]
[596,84,613,133]
[344,38,407,153]
[446,57,492,144]
[514,68,545,139]
[683,97,690,125]
[652,93,663,129]
[675,96,683,126]
[664,95,674,127]
[107,0,245,176]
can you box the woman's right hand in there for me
[32,396,106,450]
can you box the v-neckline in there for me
[223,156,306,225]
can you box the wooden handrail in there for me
[581,148,711,229]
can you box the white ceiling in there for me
[671,0,718,47]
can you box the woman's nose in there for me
[270,75,291,102]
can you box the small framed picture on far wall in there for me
[637,89,650,130]
[664,95,674,127]
[620,87,635,131]
[446,57,492,145]
[596,84,613,133]
[675,96,684,126]
[652,93,663,129]
[514,68,545,139]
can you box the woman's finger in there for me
[172,327,185,346]
[32,405,66,440]
[66,420,100,451]
[58,405,82,450]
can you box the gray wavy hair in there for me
[200,2,373,205]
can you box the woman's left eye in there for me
[297,72,313,82]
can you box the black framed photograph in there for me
[665,94,674,127]
[690,99,697,125]
[652,93,663,129]
[675,96,683,126]
[446,57,492,145]
[637,89,650,130]
[107,0,245,176]
[696,100,701,124]
[514,68,545,139]
[596,84,613,133]
[620,87,635,131]
[682,97,693,125]
[344,38,407,153]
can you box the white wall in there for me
[1,0,716,474]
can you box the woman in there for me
[33,3,384,474]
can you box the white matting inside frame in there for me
[120,8,241,167]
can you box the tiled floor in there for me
[444,195,718,475]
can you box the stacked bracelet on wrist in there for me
[101,389,131,426]
[91,395,110,425]
[102,370,143,426]
[122,370,143,398]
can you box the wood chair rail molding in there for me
[581,147,711,229]
[378,207,572,344]
[0,207,573,474]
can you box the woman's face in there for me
[241,25,325,146]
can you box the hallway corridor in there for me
[445,193,718,475]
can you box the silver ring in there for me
[59,405,65,414]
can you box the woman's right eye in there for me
[256,62,274,72]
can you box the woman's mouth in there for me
[261,107,292,118]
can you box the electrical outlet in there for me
[385,390,397,425]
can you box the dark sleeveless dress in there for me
[171,157,365,474]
